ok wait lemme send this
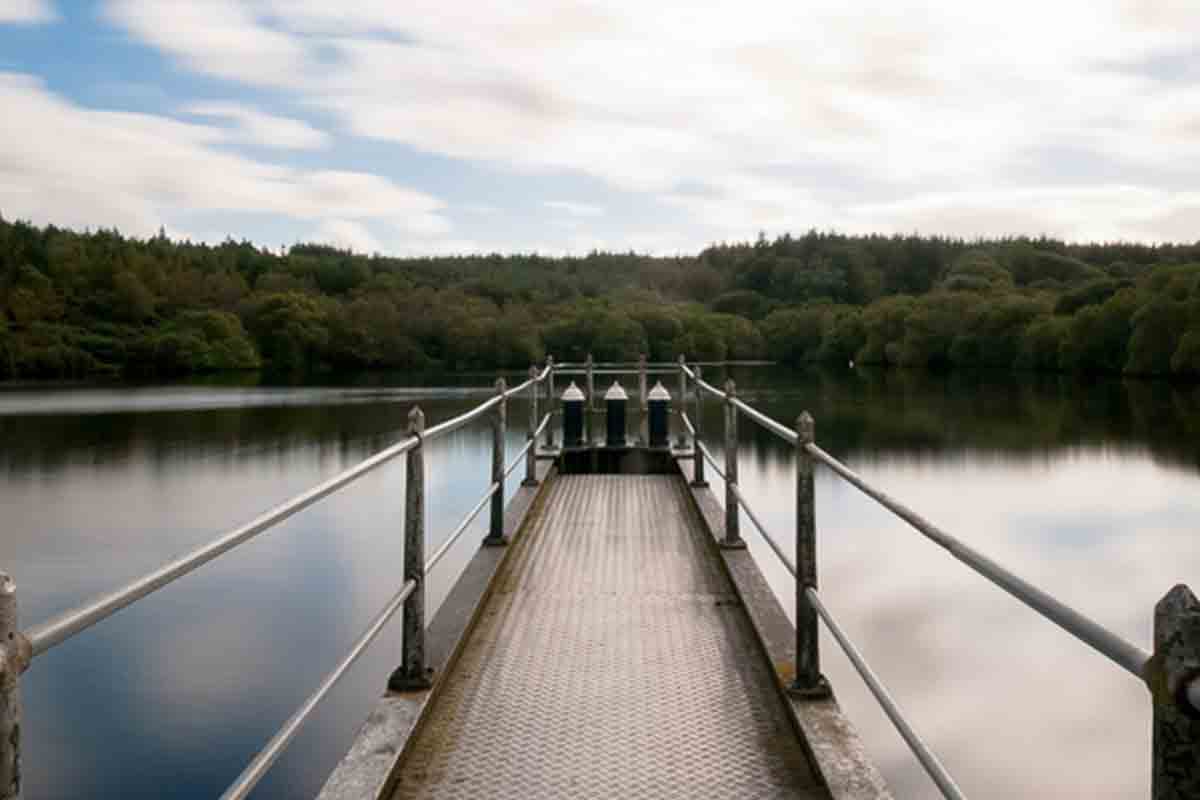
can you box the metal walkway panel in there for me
[391,475,826,799]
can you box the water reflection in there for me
[2,369,1198,799]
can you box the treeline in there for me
[3,217,1200,379]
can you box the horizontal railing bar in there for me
[808,587,967,800]
[425,484,500,573]
[729,483,796,577]
[731,398,797,444]
[220,578,417,800]
[554,362,680,369]
[423,397,501,440]
[504,440,532,480]
[557,360,775,369]
[25,432,424,657]
[696,442,726,482]
[680,412,696,436]
[806,443,1153,680]
[532,412,552,440]
[554,368,678,377]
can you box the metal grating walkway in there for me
[390,475,827,800]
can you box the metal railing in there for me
[674,361,1199,800]
[0,362,557,800]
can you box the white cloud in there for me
[543,200,604,218]
[0,73,449,242]
[311,219,381,254]
[0,0,55,24]
[180,102,330,150]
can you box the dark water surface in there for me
[2,367,1198,798]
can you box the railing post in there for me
[544,356,555,449]
[585,353,595,444]
[677,355,687,448]
[638,353,648,444]
[485,378,508,546]
[792,412,831,699]
[523,366,538,487]
[388,408,430,691]
[1152,584,1200,799]
[722,379,744,549]
[1,574,25,800]
[692,365,707,487]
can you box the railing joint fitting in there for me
[0,632,32,680]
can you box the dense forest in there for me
[3,215,1200,380]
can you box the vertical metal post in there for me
[677,355,687,447]
[585,353,595,444]
[638,353,648,444]
[722,379,744,549]
[792,412,830,698]
[1,574,24,800]
[485,378,508,546]
[523,367,538,487]
[1152,584,1200,799]
[388,408,430,691]
[692,365,707,487]
[544,356,555,449]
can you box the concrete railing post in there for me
[389,408,431,691]
[585,353,595,444]
[1,574,25,800]
[692,366,707,487]
[524,367,539,487]
[677,355,687,447]
[544,357,555,449]
[485,378,507,546]
[792,412,831,699]
[1152,584,1200,799]
[722,379,744,549]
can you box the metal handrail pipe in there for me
[556,362,680,369]
[502,373,544,400]
[805,443,1153,680]
[680,412,696,436]
[555,368,679,377]
[426,484,500,573]
[504,439,534,480]
[423,396,502,440]
[731,398,798,445]
[532,412,552,440]
[220,578,418,800]
[697,442,726,482]
[26,433,423,657]
[728,483,797,577]
[807,587,967,800]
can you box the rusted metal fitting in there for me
[0,634,32,682]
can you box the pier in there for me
[1,357,1197,799]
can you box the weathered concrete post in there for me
[1,573,24,800]
[792,412,831,699]
[523,366,539,487]
[638,353,648,444]
[485,378,507,546]
[544,357,555,449]
[389,408,430,691]
[722,379,744,549]
[1152,584,1200,799]
[585,353,595,443]
[692,365,707,487]
[677,355,688,447]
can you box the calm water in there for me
[2,367,1198,798]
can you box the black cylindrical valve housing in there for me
[648,381,671,448]
[604,381,628,447]
[561,382,585,447]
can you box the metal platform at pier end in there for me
[388,474,827,800]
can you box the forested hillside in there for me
[4,216,1200,380]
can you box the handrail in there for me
[220,578,418,800]
[804,442,1152,679]
[680,412,696,436]
[728,483,795,577]
[807,587,966,800]
[425,484,500,574]
[696,442,726,482]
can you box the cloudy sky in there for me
[1,0,1198,255]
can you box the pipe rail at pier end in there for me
[0,365,553,800]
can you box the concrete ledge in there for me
[317,459,557,800]
[675,458,893,800]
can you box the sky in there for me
[1,0,1199,256]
